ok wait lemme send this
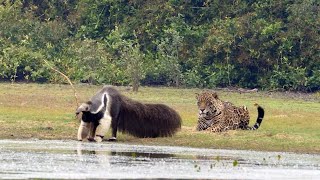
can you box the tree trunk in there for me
[132,73,139,92]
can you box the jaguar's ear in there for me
[211,92,218,99]
[195,93,199,99]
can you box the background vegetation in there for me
[0,0,319,92]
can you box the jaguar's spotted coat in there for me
[196,91,264,132]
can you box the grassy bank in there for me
[0,83,319,154]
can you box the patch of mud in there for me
[214,87,320,102]
[273,133,305,142]
[265,91,320,102]
[272,114,289,118]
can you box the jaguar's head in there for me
[196,91,219,119]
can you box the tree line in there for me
[0,0,319,92]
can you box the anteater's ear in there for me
[211,92,218,99]
[76,103,90,115]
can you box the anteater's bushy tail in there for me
[116,96,182,138]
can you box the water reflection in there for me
[75,142,244,167]
[111,151,175,159]
[76,143,111,170]
[0,139,319,179]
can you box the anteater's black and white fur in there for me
[76,86,182,142]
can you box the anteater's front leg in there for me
[77,121,91,141]
[94,115,112,142]
[107,117,119,141]
[88,122,98,141]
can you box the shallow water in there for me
[0,139,319,179]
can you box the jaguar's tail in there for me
[248,103,264,130]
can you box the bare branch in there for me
[43,59,79,108]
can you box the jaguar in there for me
[196,91,264,132]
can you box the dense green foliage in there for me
[0,0,319,91]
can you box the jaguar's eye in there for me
[207,102,212,106]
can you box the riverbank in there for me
[0,83,319,153]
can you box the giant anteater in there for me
[76,86,181,142]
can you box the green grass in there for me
[0,83,319,153]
